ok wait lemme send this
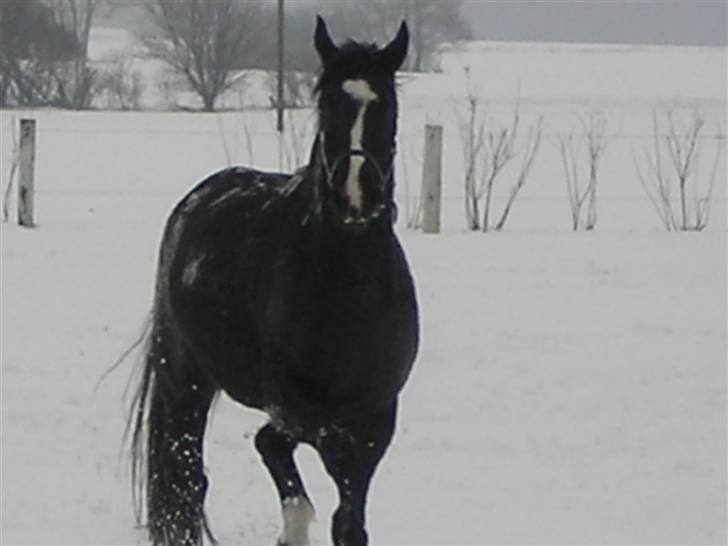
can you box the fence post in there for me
[421,124,442,234]
[18,118,36,227]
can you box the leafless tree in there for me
[558,112,610,230]
[94,53,143,110]
[47,0,101,109]
[317,0,470,72]
[143,0,270,111]
[634,107,724,231]
[51,0,97,59]
[0,0,102,108]
[266,71,316,110]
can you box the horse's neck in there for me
[318,222,396,289]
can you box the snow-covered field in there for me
[1,35,726,545]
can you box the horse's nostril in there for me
[343,214,367,225]
[371,204,386,218]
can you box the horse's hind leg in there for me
[316,403,397,546]
[137,340,217,546]
[255,424,315,546]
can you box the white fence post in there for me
[421,124,443,234]
[18,118,36,228]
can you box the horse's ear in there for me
[378,21,409,73]
[314,15,338,65]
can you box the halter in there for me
[317,131,395,198]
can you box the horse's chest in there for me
[279,274,415,380]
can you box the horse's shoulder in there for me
[163,167,310,253]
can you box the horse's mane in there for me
[314,40,390,95]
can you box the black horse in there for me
[128,16,419,546]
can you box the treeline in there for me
[0,0,471,111]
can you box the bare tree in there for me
[51,0,97,59]
[143,0,269,111]
[94,53,143,110]
[634,107,724,231]
[0,0,97,108]
[558,112,610,231]
[266,71,316,110]
[46,0,102,109]
[316,0,470,72]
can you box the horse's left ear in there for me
[378,21,409,73]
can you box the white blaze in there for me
[280,496,315,546]
[341,79,379,211]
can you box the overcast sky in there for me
[461,0,727,46]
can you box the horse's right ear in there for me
[314,15,338,65]
[377,21,409,73]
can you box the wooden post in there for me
[421,124,443,234]
[18,118,36,228]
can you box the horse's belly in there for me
[277,304,418,417]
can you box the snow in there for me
[1,34,726,545]
[435,40,726,102]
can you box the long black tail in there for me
[127,323,217,545]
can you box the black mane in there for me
[315,41,391,94]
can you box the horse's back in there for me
[174,166,293,219]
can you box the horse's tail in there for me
[126,318,217,546]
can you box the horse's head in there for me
[313,16,408,230]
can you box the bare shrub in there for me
[558,112,610,231]
[281,110,315,172]
[634,107,724,231]
[267,71,316,110]
[2,115,18,222]
[457,76,543,232]
[492,117,543,231]
[94,54,143,110]
[459,85,485,230]
[399,134,424,229]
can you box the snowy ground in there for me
[2,37,727,546]
[2,216,726,545]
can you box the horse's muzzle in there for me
[324,149,391,229]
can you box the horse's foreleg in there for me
[316,402,397,546]
[255,424,315,546]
